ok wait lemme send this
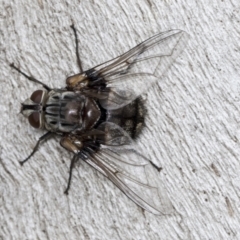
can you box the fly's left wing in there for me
[68,30,189,109]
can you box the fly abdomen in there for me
[106,97,145,139]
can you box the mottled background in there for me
[0,0,240,239]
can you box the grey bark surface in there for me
[0,0,240,239]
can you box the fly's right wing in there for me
[85,148,174,215]
[82,122,174,215]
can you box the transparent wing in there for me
[85,149,173,215]
[84,122,174,215]
[82,30,189,109]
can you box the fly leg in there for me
[132,149,163,172]
[70,23,83,73]
[60,134,100,194]
[64,155,78,195]
[61,135,83,194]
[10,63,51,91]
[20,131,54,165]
[149,161,162,172]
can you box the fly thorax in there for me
[44,91,101,133]
[81,97,101,130]
[44,91,84,132]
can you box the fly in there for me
[10,25,189,215]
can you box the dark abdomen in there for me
[106,98,145,139]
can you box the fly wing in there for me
[84,122,174,215]
[82,30,189,109]
[85,149,173,215]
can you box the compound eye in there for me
[28,112,41,128]
[30,90,43,104]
